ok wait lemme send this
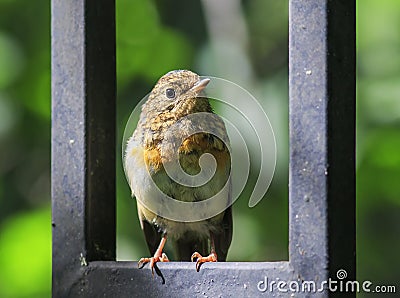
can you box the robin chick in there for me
[124,70,232,273]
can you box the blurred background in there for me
[0,0,398,296]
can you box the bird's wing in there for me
[138,207,162,256]
[213,205,233,261]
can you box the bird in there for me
[124,70,232,274]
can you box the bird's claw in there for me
[138,253,169,275]
[191,251,217,272]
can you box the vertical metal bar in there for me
[326,0,356,283]
[50,0,356,295]
[289,0,356,286]
[51,0,116,295]
[84,0,116,262]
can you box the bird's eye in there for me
[165,88,176,99]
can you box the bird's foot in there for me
[138,252,169,276]
[191,251,217,272]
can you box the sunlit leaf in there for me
[0,206,51,297]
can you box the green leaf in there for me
[0,206,51,297]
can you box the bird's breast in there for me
[125,131,231,234]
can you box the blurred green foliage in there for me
[0,208,51,297]
[0,0,398,297]
[357,0,400,288]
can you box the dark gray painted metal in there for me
[71,262,294,297]
[84,0,116,262]
[51,0,355,297]
[289,0,356,288]
[51,0,116,296]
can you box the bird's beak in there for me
[190,78,210,93]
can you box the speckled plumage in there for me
[125,70,232,265]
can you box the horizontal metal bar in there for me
[66,261,297,297]
[51,0,355,297]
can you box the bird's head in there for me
[144,70,211,116]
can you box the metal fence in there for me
[51,0,355,296]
